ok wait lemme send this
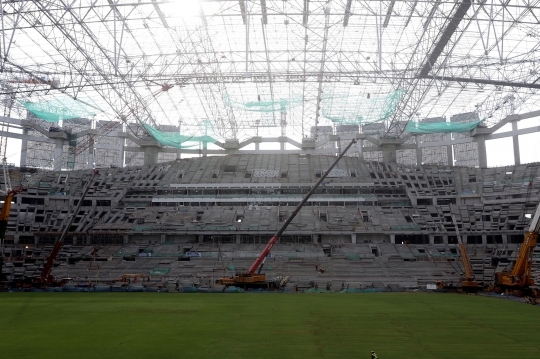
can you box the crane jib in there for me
[247,138,357,275]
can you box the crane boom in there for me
[248,139,358,274]
[495,204,540,288]
[38,170,99,283]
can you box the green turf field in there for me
[0,292,539,359]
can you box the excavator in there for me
[493,203,540,296]
[216,139,357,290]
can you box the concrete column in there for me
[512,121,520,165]
[446,134,454,166]
[53,138,64,171]
[462,235,467,245]
[143,144,159,166]
[429,235,435,245]
[160,234,166,245]
[20,127,28,167]
[312,234,318,244]
[203,141,208,157]
[501,234,508,245]
[255,142,260,151]
[357,139,363,159]
[443,235,448,244]
[477,135,487,168]
[123,234,129,244]
[119,138,126,167]
[198,234,203,244]
[351,233,357,244]
[87,142,94,169]
[236,234,241,244]
[482,234,487,245]
[415,135,422,165]
[389,233,395,244]
[381,144,397,164]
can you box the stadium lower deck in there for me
[2,155,540,291]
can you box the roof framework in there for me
[1,0,540,143]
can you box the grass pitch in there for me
[0,292,539,359]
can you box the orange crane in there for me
[438,206,478,290]
[37,169,98,285]
[216,139,357,289]
[494,204,540,293]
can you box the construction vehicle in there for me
[449,205,479,291]
[493,203,540,294]
[216,139,357,290]
[36,169,99,285]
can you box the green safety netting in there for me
[20,97,102,122]
[149,267,170,276]
[224,94,303,113]
[405,119,484,134]
[143,122,217,149]
[321,89,405,124]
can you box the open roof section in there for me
[1,0,539,142]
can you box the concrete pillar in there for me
[255,142,260,151]
[429,234,435,245]
[203,141,208,157]
[357,139,363,160]
[236,234,241,244]
[160,234,166,245]
[20,127,28,167]
[87,141,94,169]
[512,121,520,165]
[389,233,395,244]
[446,134,454,166]
[119,138,125,167]
[123,234,129,244]
[462,235,467,244]
[143,144,159,166]
[53,138,64,171]
[443,235,448,244]
[501,234,508,245]
[198,234,203,244]
[482,234,487,245]
[415,135,422,165]
[312,234,318,244]
[351,233,357,244]
[381,144,397,164]
[477,135,487,168]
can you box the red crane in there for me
[216,139,358,289]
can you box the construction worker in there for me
[371,351,378,359]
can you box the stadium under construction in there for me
[1,1,540,294]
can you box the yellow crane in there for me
[494,204,539,292]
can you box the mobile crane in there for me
[494,203,540,294]
[37,169,98,285]
[436,206,478,291]
[216,139,357,290]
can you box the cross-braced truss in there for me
[1,0,540,143]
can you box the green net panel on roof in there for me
[322,89,405,124]
[224,94,303,113]
[405,119,484,134]
[143,122,217,149]
[20,97,102,122]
